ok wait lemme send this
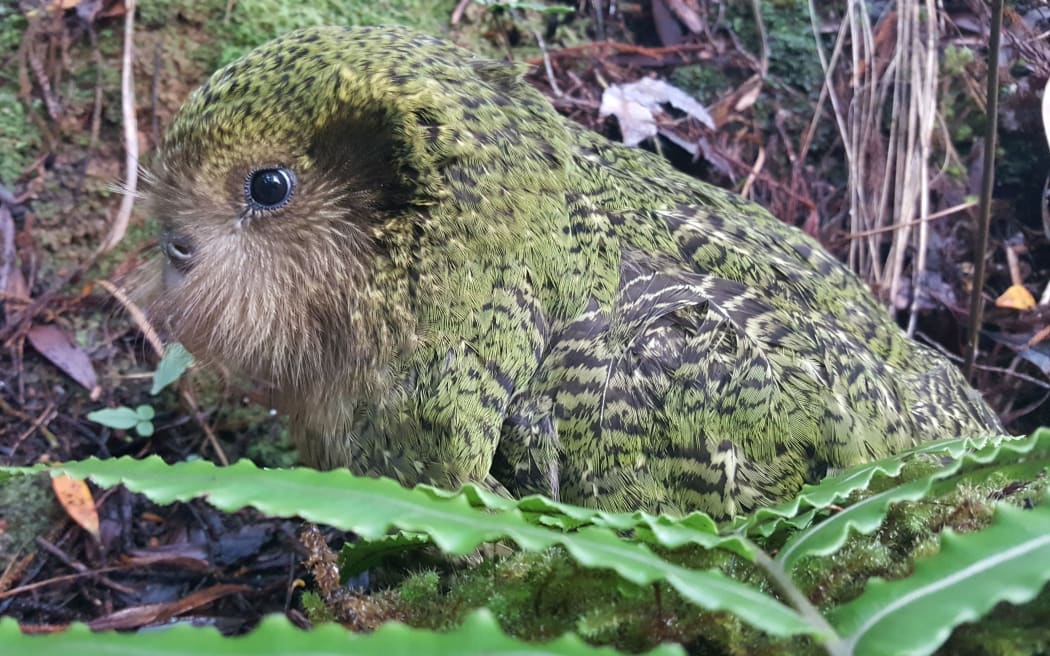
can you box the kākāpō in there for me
[145,25,1003,518]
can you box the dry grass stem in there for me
[98,0,138,254]
[809,1,943,323]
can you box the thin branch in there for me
[528,40,714,64]
[907,0,940,337]
[182,387,230,466]
[964,0,1003,379]
[533,29,562,97]
[98,0,138,254]
[0,565,132,602]
[748,0,769,79]
[94,278,163,357]
[846,200,977,238]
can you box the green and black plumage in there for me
[148,26,1002,517]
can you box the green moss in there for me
[939,587,1050,656]
[300,590,335,623]
[398,569,441,605]
[241,420,298,469]
[670,64,732,103]
[137,0,225,29]
[214,0,458,65]
[0,90,41,184]
[139,0,466,82]
[0,7,26,61]
[729,0,821,92]
[0,474,58,566]
[337,545,820,655]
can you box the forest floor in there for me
[1,0,1049,651]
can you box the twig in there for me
[94,279,163,357]
[0,565,131,602]
[0,396,38,425]
[592,0,606,42]
[533,30,562,97]
[0,255,99,346]
[792,15,849,223]
[808,2,867,274]
[528,40,713,64]
[182,386,229,467]
[0,551,34,596]
[35,538,136,595]
[747,0,769,79]
[886,2,920,316]
[917,330,1050,390]
[976,363,1050,391]
[1002,390,1050,425]
[845,200,977,238]
[10,402,58,455]
[224,0,237,24]
[151,37,162,146]
[739,145,766,198]
[26,34,61,121]
[714,145,818,211]
[906,0,940,338]
[0,396,59,455]
[451,0,471,25]
[964,0,1003,379]
[98,0,138,254]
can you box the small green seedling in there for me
[151,342,194,395]
[87,404,156,438]
[87,343,194,439]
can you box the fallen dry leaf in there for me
[1043,73,1050,152]
[732,75,764,112]
[995,284,1037,311]
[87,584,252,631]
[52,475,100,539]
[600,77,714,147]
[27,323,99,392]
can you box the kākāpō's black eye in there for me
[245,167,296,210]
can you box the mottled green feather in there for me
[150,26,1002,518]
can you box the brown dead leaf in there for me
[996,284,1037,311]
[4,266,27,300]
[51,475,100,539]
[1027,324,1050,347]
[27,323,99,392]
[707,74,765,127]
[666,0,703,33]
[87,584,252,631]
[124,541,210,570]
[1043,73,1050,152]
[652,0,686,46]
[733,75,764,112]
